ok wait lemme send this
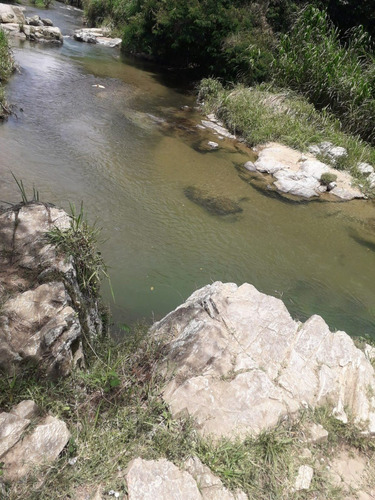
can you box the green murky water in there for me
[1,4,375,336]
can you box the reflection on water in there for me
[1,4,375,337]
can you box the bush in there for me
[320,173,337,185]
[273,6,375,145]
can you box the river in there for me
[1,3,375,337]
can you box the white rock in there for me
[300,159,330,180]
[201,120,236,139]
[357,162,374,177]
[208,141,219,150]
[367,173,375,188]
[126,458,202,500]
[304,423,328,443]
[10,400,39,420]
[244,161,256,172]
[151,282,375,439]
[295,465,313,491]
[274,170,320,198]
[0,413,30,458]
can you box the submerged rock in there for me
[184,186,243,216]
[0,202,104,377]
[151,281,375,439]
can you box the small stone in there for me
[357,162,374,177]
[304,423,328,443]
[207,141,219,149]
[0,413,30,458]
[244,161,256,172]
[41,18,53,26]
[299,448,312,459]
[295,465,313,491]
[10,400,39,420]
[327,181,337,191]
[308,145,321,155]
[367,172,375,188]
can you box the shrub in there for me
[320,173,337,185]
[273,6,375,145]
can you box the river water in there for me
[1,4,375,337]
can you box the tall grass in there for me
[273,6,375,145]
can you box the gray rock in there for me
[300,159,330,179]
[10,400,39,420]
[243,161,256,172]
[22,25,63,43]
[74,30,97,44]
[126,458,202,500]
[295,465,313,491]
[0,413,30,458]
[201,120,236,139]
[41,18,53,27]
[151,282,375,439]
[2,415,70,481]
[304,423,328,443]
[184,456,248,500]
[207,141,219,150]
[97,37,122,48]
[357,162,374,177]
[26,15,44,26]
[0,3,25,24]
[0,203,104,377]
[367,172,375,188]
[274,170,320,198]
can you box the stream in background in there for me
[1,3,375,337]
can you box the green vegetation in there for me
[198,79,375,189]
[320,173,337,186]
[47,203,109,298]
[1,327,374,499]
[0,30,15,118]
[274,6,375,145]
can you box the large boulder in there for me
[21,25,63,44]
[0,3,25,24]
[0,203,104,377]
[151,282,375,439]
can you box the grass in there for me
[1,322,374,499]
[198,78,375,195]
[0,29,15,118]
[47,203,109,299]
[274,6,375,145]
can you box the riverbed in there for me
[1,3,375,337]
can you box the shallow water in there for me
[1,4,375,337]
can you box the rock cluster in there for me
[0,400,70,481]
[151,281,375,438]
[0,4,63,43]
[244,142,364,200]
[0,202,104,377]
[74,28,122,48]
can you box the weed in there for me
[320,173,338,185]
[47,203,109,299]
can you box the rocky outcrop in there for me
[244,143,364,201]
[151,282,375,439]
[74,28,122,48]
[0,5,63,44]
[0,202,104,377]
[125,457,248,500]
[0,400,70,481]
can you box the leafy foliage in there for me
[273,6,375,144]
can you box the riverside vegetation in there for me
[0,30,14,117]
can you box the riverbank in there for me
[1,203,375,499]
[198,79,375,199]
